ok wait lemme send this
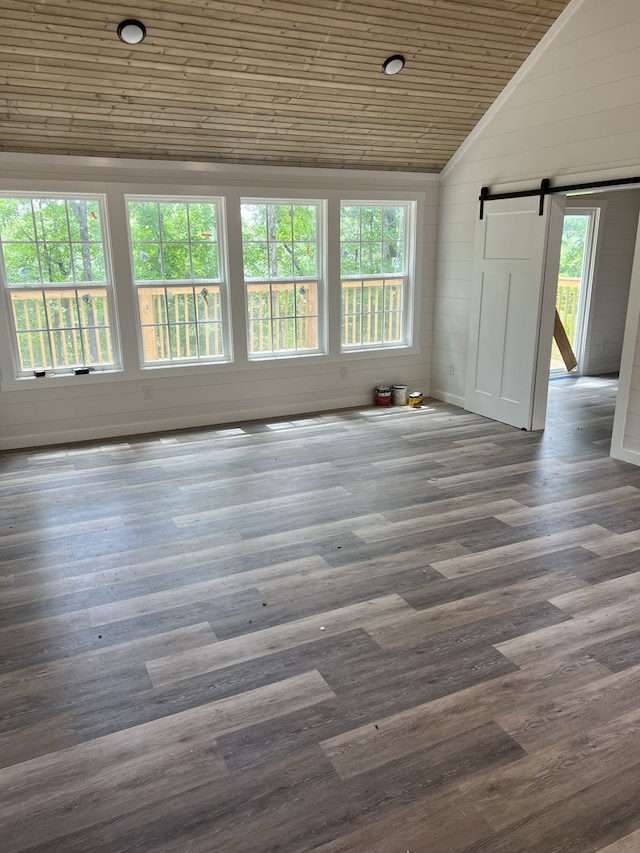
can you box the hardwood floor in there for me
[2,375,640,852]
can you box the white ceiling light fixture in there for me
[382,54,405,76]
[117,19,147,45]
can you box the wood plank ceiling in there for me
[0,0,572,172]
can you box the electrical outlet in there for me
[339,366,348,380]
[142,384,153,400]
[448,363,455,376]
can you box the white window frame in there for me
[0,192,122,380]
[340,200,415,352]
[241,198,326,360]
[125,194,232,368]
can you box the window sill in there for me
[140,358,232,371]
[1,368,123,392]
[341,343,416,356]
[247,350,325,362]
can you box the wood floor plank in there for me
[0,611,91,650]
[24,749,342,853]
[431,523,613,578]
[460,705,640,831]
[435,506,631,556]
[253,545,466,598]
[0,525,241,587]
[213,646,520,777]
[585,627,640,673]
[570,549,640,585]
[310,789,494,853]
[72,630,378,743]
[353,498,524,542]
[319,657,609,780]
[493,599,640,668]
[0,623,216,722]
[587,529,640,557]
[595,828,640,852]
[377,484,531,523]
[172,485,352,528]
[427,458,546,488]
[550,570,640,615]
[146,593,413,688]
[494,485,640,525]
[0,589,260,678]
[369,442,504,471]
[176,460,340,501]
[184,509,390,551]
[149,724,521,853]
[86,554,332,627]
[0,514,126,549]
[454,762,640,852]
[368,571,587,649]
[0,715,77,770]
[401,545,597,611]
[496,661,640,751]
[0,715,228,852]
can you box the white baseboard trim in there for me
[581,366,621,377]
[610,444,640,466]
[429,389,465,408]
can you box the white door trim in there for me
[532,194,566,429]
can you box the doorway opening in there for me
[550,207,600,375]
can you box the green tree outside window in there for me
[340,203,408,349]
[126,198,227,364]
[0,196,116,372]
[241,202,320,355]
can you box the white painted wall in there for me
[435,0,640,408]
[611,215,640,462]
[579,190,640,375]
[615,319,640,459]
[0,155,437,449]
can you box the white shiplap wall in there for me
[579,190,640,375]
[612,224,640,461]
[435,0,640,416]
[0,155,437,449]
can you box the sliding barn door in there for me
[465,195,565,430]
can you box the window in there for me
[0,195,118,376]
[126,197,229,365]
[241,201,322,357]
[340,203,410,349]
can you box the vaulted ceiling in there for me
[0,0,572,172]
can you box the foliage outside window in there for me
[559,215,589,278]
[241,201,321,356]
[552,213,591,368]
[340,203,409,349]
[0,196,117,375]
[126,198,227,365]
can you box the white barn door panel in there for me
[465,195,564,430]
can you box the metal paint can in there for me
[391,384,408,405]
[408,391,423,408]
[374,385,392,406]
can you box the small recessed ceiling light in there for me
[382,54,405,76]
[117,19,147,45]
